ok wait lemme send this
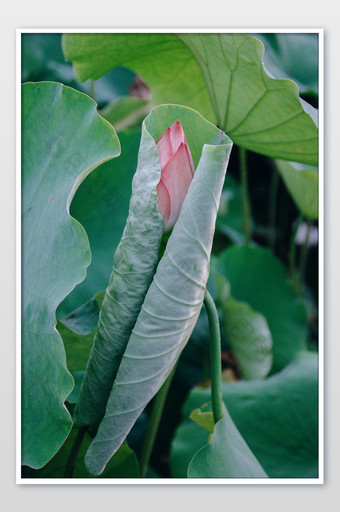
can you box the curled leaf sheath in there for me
[73,128,164,427]
[85,141,232,475]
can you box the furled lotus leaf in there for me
[74,104,232,430]
[84,107,232,475]
[73,117,164,427]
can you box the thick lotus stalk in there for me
[156,120,195,233]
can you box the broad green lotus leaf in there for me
[84,108,233,475]
[215,274,273,380]
[276,160,318,219]
[178,34,318,165]
[215,246,308,373]
[22,81,120,468]
[62,34,214,122]
[62,32,318,165]
[188,402,268,478]
[171,351,318,478]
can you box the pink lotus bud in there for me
[156,121,195,233]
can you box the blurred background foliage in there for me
[21,32,319,479]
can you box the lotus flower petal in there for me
[156,121,195,233]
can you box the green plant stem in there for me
[202,335,211,382]
[64,426,88,478]
[268,164,280,251]
[239,147,252,245]
[289,215,303,293]
[204,290,224,424]
[298,217,312,289]
[139,363,178,477]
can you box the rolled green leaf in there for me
[85,127,233,475]
[74,104,231,428]
[73,123,164,427]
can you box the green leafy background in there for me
[21,32,319,479]
[214,246,308,373]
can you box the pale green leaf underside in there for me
[84,107,233,475]
[62,32,318,164]
[73,113,164,427]
[188,403,268,478]
[22,82,120,468]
